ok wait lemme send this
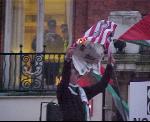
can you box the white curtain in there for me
[36,0,44,53]
[4,0,12,53]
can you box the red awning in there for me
[119,13,150,41]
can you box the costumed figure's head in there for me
[71,20,117,78]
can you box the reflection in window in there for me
[32,0,69,53]
[4,0,72,90]
[11,0,24,52]
[11,0,70,53]
[24,0,37,53]
[44,0,69,53]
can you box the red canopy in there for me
[119,13,150,41]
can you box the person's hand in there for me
[65,47,75,61]
[108,55,116,65]
[105,63,115,80]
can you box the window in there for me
[2,0,73,92]
[4,0,73,53]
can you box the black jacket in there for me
[57,60,112,121]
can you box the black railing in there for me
[0,52,65,94]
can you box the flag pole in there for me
[111,63,128,121]
[108,38,128,121]
[102,89,106,121]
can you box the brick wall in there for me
[73,0,88,41]
[73,1,150,120]
[73,0,150,41]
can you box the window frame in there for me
[4,0,73,53]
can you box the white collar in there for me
[69,83,79,88]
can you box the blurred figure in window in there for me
[32,19,64,53]
[44,19,64,53]
[57,47,113,121]
[32,19,64,89]
[61,24,69,52]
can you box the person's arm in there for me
[60,59,72,88]
[58,47,74,88]
[83,64,113,100]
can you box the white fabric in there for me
[72,43,104,76]
[84,20,117,46]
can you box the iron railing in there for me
[0,52,65,94]
[0,46,149,95]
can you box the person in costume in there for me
[57,47,113,121]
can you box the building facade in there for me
[72,0,150,120]
[0,0,150,121]
[73,0,150,40]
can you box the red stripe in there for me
[89,24,97,37]
[112,23,117,33]
[104,31,111,48]
[91,23,103,43]
[91,22,101,43]
[97,29,104,43]
[98,21,111,43]
[97,28,106,43]
[100,65,114,84]
[91,37,97,43]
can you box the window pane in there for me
[10,0,37,53]
[11,0,24,52]
[43,0,69,53]
[24,0,37,53]
[11,0,70,53]
[43,0,69,86]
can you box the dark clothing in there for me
[114,40,126,54]
[57,60,112,121]
[32,31,64,53]
[43,62,59,85]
